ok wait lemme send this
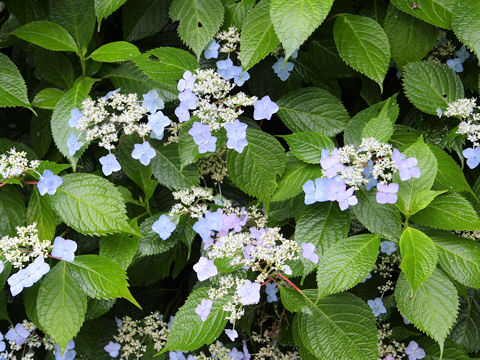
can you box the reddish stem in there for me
[46,254,63,261]
[261,278,273,286]
[276,272,304,295]
[0,179,10,187]
[115,134,129,150]
[22,181,38,185]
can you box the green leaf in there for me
[50,77,96,168]
[151,142,200,190]
[122,0,170,42]
[95,0,127,26]
[108,62,177,102]
[293,201,350,277]
[344,95,399,146]
[282,131,334,164]
[399,227,438,291]
[411,193,480,231]
[297,292,379,360]
[0,186,26,236]
[89,41,140,62]
[420,338,470,360]
[0,53,32,111]
[353,188,402,241]
[133,47,199,86]
[292,314,317,360]
[395,138,438,216]
[391,0,455,29]
[12,21,78,53]
[169,0,224,58]
[384,5,437,68]
[50,0,95,55]
[270,0,333,59]
[240,0,279,70]
[50,173,131,236]
[164,288,230,351]
[429,144,472,193]
[333,14,390,90]
[99,225,140,271]
[32,88,64,110]
[450,288,480,352]
[37,262,87,349]
[34,50,75,89]
[409,189,446,215]
[272,156,323,202]
[395,269,459,351]
[452,0,480,59]
[361,96,395,142]
[277,87,350,136]
[317,234,380,297]
[27,188,56,241]
[227,128,286,204]
[430,233,480,288]
[67,255,139,307]
[223,0,255,29]
[402,61,464,115]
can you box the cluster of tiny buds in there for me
[198,147,228,183]
[250,331,300,360]
[216,27,241,55]
[0,223,51,269]
[377,323,406,360]
[0,148,40,181]
[426,31,457,63]
[169,186,214,219]
[455,230,480,240]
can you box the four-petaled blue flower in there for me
[169,351,187,360]
[447,58,464,73]
[5,323,30,346]
[216,58,242,80]
[272,57,294,81]
[193,210,223,240]
[152,214,176,240]
[104,341,121,358]
[67,132,82,156]
[37,170,63,196]
[177,71,196,92]
[265,282,278,303]
[405,341,425,360]
[253,96,279,120]
[233,70,250,87]
[225,120,248,153]
[363,160,378,190]
[55,340,76,360]
[188,122,217,154]
[142,89,164,114]
[178,89,198,110]
[367,297,387,317]
[391,149,420,181]
[175,104,191,123]
[68,108,83,128]
[195,298,213,322]
[376,182,399,204]
[463,147,480,169]
[456,46,470,61]
[320,148,344,178]
[131,141,156,166]
[99,153,121,176]
[148,111,171,139]
[225,328,238,341]
[238,280,261,305]
[380,241,397,255]
[302,177,332,205]
[302,242,319,264]
[8,256,50,296]
[193,257,218,281]
[204,40,220,59]
[51,236,77,262]
[326,180,358,211]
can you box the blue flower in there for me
[68,108,83,128]
[320,148,344,178]
[188,122,217,153]
[291,49,299,59]
[233,70,250,86]
[178,89,198,110]
[253,96,279,120]
[142,89,164,113]
[193,257,218,281]
[175,104,191,123]
[37,170,63,196]
[367,297,386,317]
[380,241,397,255]
[463,147,480,169]
[225,328,238,341]
[361,273,372,283]
[224,120,248,153]
[405,341,425,360]
[51,236,77,262]
[99,153,121,176]
[376,183,399,204]
[237,280,261,305]
[326,180,358,210]
[447,58,464,73]
[148,111,171,139]
[436,107,443,118]
[216,58,242,80]
[103,88,121,100]
[456,46,470,61]
[7,269,31,296]
[204,40,220,59]
[55,340,76,360]
[104,341,121,358]
[5,323,30,346]
[391,149,420,181]
[272,57,294,81]
[363,160,378,190]
[152,214,176,240]
[193,210,223,240]
[302,177,332,205]
[67,132,82,156]
[169,351,187,360]
[177,71,196,92]
[265,282,278,303]
[26,256,50,283]
[0,333,5,352]
[131,141,156,166]
[302,242,319,264]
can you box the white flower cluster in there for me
[445,98,477,118]
[113,312,169,359]
[0,147,40,181]
[193,69,257,131]
[377,323,406,359]
[169,186,214,218]
[337,138,396,188]
[216,26,241,54]
[75,92,149,150]
[445,98,480,147]
[0,223,51,269]
[208,275,248,323]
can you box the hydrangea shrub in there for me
[0,0,479,359]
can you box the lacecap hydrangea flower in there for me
[193,256,218,281]
[104,341,121,358]
[367,297,387,317]
[195,299,213,321]
[253,96,279,120]
[37,170,63,196]
[204,40,220,59]
[55,340,76,360]
[131,141,156,166]
[5,323,30,345]
[51,236,77,262]
[152,214,176,240]
[405,341,425,360]
[99,153,121,176]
